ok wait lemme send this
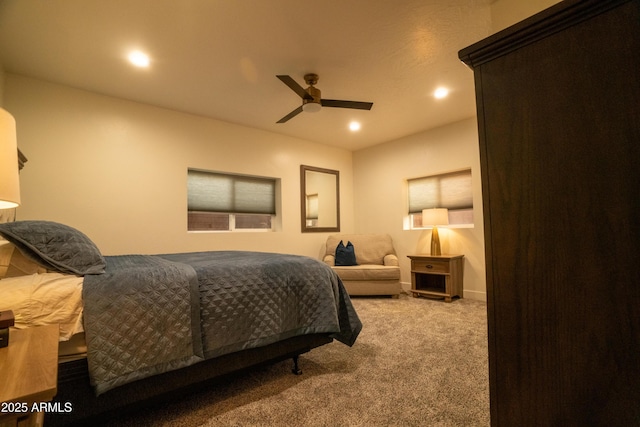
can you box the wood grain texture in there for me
[0,325,59,405]
[408,255,465,302]
[460,0,640,425]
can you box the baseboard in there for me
[463,289,486,302]
[400,282,412,293]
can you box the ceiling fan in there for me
[276,73,373,123]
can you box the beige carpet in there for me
[106,294,489,426]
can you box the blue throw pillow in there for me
[335,240,357,266]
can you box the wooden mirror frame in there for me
[300,165,340,233]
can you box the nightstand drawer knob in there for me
[426,264,433,269]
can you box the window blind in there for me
[408,169,472,214]
[306,194,319,219]
[188,169,276,214]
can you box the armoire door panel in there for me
[460,0,640,425]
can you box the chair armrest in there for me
[383,254,399,267]
[323,255,335,266]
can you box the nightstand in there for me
[0,325,59,427]
[408,254,464,302]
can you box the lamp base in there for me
[431,226,442,256]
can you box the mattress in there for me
[59,332,88,362]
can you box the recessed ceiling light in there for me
[434,87,449,99]
[128,50,150,68]
[349,121,361,132]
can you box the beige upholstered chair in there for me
[323,234,402,297]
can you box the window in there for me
[187,169,276,231]
[407,169,473,228]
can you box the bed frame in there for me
[46,333,333,426]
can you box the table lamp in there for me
[0,108,20,209]
[422,208,449,255]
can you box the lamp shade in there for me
[422,208,449,226]
[0,109,20,209]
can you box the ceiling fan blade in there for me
[277,105,304,123]
[277,75,313,100]
[321,99,373,110]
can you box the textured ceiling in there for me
[0,0,495,151]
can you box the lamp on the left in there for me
[0,108,20,209]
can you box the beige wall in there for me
[5,74,354,258]
[0,66,4,106]
[5,74,486,300]
[352,118,486,300]
[491,0,562,33]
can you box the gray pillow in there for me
[0,220,106,275]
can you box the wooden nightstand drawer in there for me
[412,259,449,274]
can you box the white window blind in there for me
[188,169,275,214]
[408,169,473,227]
[306,194,319,220]
[408,169,472,213]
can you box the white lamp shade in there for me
[422,208,449,226]
[0,108,20,209]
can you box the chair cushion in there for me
[332,264,400,281]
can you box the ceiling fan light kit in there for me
[302,101,322,113]
[276,73,373,123]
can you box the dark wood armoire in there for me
[459,1,639,425]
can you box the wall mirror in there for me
[300,165,340,233]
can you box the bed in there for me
[0,220,362,426]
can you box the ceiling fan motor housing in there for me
[303,85,322,112]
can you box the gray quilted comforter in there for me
[83,251,362,395]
